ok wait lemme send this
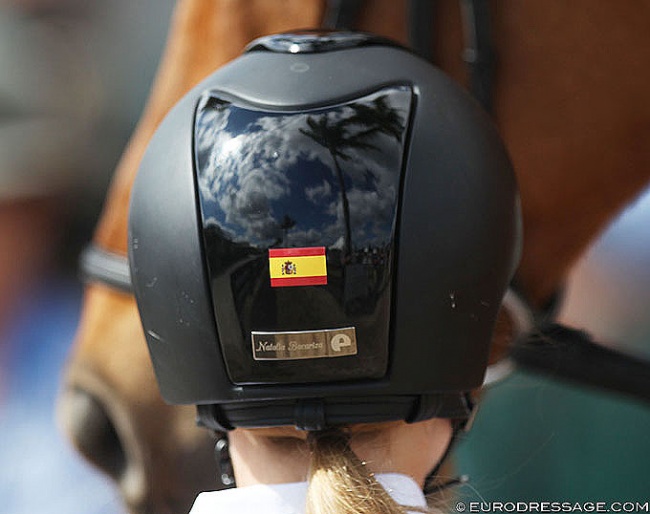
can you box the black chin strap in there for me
[213,422,472,493]
[214,434,236,488]
[422,405,474,495]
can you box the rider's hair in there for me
[305,428,426,514]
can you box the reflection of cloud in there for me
[285,227,325,247]
[305,180,332,203]
[194,88,411,247]
[197,109,296,243]
[348,187,396,227]
[205,216,236,240]
[330,236,346,251]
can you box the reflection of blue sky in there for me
[194,87,412,249]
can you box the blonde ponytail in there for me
[305,429,419,514]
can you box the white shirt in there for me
[189,473,427,514]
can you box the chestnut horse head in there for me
[58,1,650,513]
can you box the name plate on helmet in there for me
[251,327,357,361]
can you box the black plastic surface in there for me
[245,31,402,54]
[193,87,412,384]
[128,35,520,423]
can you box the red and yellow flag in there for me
[269,247,327,287]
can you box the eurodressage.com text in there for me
[454,500,650,513]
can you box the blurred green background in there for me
[456,191,650,504]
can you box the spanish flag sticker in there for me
[269,247,327,287]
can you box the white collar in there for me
[189,473,427,514]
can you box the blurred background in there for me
[0,1,173,512]
[456,190,650,503]
[0,1,648,512]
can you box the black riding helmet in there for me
[128,31,521,432]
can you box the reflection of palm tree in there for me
[347,95,404,143]
[279,214,296,246]
[299,95,404,256]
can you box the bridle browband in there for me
[80,245,132,294]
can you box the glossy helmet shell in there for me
[128,32,521,431]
